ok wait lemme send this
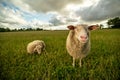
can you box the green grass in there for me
[0,29,120,80]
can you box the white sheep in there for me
[27,40,46,54]
[66,24,98,67]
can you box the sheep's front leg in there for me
[37,49,41,55]
[79,58,82,67]
[72,57,75,67]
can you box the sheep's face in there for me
[67,24,99,43]
[74,25,89,43]
[34,45,42,54]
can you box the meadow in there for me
[0,29,120,80]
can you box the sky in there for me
[0,0,120,30]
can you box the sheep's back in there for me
[27,42,36,53]
[27,40,44,53]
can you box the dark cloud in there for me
[49,16,65,26]
[75,0,120,22]
[49,15,78,26]
[66,18,78,22]
[23,0,83,12]
[0,20,19,24]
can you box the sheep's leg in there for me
[72,57,75,67]
[37,49,41,55]
[79,58,82,67]
[44,48,48,54]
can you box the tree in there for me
[0,27,11,32]
[36,28,43,31]
[99,24,104,29]
[107,17,120,28]
[0,28,6,32]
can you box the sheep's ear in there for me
[67,25,75,30]
[88,24,99,30]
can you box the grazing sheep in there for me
[27,40,46,54]
[66,24,98,67]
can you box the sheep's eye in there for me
[86,31,89,36]
[76,28,81,32]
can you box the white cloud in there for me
[43,25,68,30]
[0,0,52,29]
[1,5,27,25]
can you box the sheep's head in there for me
[67,24,99,43]
[34,45,42,54]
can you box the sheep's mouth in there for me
[80,39,88,43]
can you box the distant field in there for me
[0,29,120,80]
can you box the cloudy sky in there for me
[0,0,120,30]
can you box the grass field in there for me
[0,29,120,80]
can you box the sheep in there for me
[66,24,98,67]
[27,40,46,54]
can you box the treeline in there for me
[107,17,120,28]
[0,17,120,32]
[0,27,43,32]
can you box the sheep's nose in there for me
[80,36,87,39]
